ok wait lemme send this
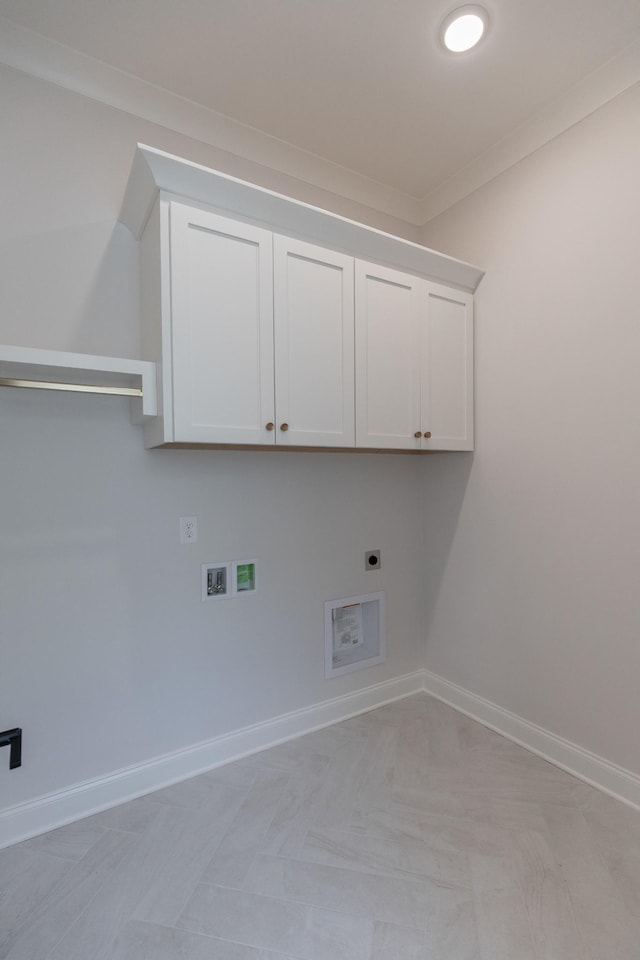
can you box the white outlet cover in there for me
[179,516,198,544]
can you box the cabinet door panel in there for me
[355,262,422,449]
[423,282,473,451]
[274,237,354,447]
[170,203,275,444]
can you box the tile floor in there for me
[1,694,639,959]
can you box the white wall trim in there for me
[3,666,639,848]
[0,669,425,850]
[1,18,639,228]
[423,669,640,811]
[418,40,640,223]
[0,16,419,226]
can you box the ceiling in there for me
[1,0,640,218]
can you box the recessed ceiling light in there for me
[441,5,489,53]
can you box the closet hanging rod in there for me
[0,377,143,398]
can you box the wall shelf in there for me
[0,345,157,422]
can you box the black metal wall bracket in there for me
[0,728,22,769]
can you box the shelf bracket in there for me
[0,728,22,770]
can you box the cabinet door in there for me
[274,236,354,447]
[421,282,474,451]
[169,203,275,444]
[355,261,422,449]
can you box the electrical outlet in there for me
[179,516,198,544]
[365,549,381,570]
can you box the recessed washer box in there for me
[324,591,386,679]
[201,562,231,600]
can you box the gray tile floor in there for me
[1,694,639,958]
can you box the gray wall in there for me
[420,81,640,775]
[0,66,425,813]
[3,58,638,820]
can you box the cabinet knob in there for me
[265,422,275,431]
[424,431,432,439]
[414,431,422,439]
[280,423,289,432]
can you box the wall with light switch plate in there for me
[0,66,426,841]
[4,55,639,843]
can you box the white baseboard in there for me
[4,666,639,849]
[0,669,425,850]
[423,669,640,811]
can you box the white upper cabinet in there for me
[141,203,356,449]
[274,237,354,447]
[123,145,483,453]
[355,264,474,451]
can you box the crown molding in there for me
[1,16,639,228]
[119,144,484,291]
[0,16,420,226]
[418,38,640,223]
